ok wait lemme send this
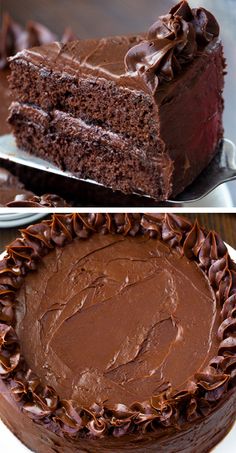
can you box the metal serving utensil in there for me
[169,139,236,203]
[0,134,235,205]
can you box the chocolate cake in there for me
[0,166,69,207]
[0,213,236,453]
[8,1,225,201]
[6,193,70,207]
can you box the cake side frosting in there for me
[0,213,235,446]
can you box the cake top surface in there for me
[0,213,235,440]
[10,1,220,95]
[16,228,218,407]
[10,35,145,87]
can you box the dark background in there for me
[1,0,236,144]
[0,213,235,251]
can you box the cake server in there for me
[171,139,236,203]
[0,134,235,205]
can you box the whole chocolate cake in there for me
[0,213,235,452]
[8,1,225,201]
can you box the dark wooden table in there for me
[2,0,236,144]
[0,213,235,252]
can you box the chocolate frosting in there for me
[0,168,69,207]
[0,214,236,443]
[6,193,70,207]
[16,231,218,410]
[0,12,76,69]
[125,1,220,93]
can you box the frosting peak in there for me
[124,1,220,94]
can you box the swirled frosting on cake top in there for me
[125,0,220,93]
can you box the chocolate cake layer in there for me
[8,1,225,201]
[9,104,171,198]
[0,213,236,453]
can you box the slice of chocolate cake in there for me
[8,1,225,201]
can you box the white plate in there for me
[0,213,42,221]
[0,244,236,452]
[0,214,46,228]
